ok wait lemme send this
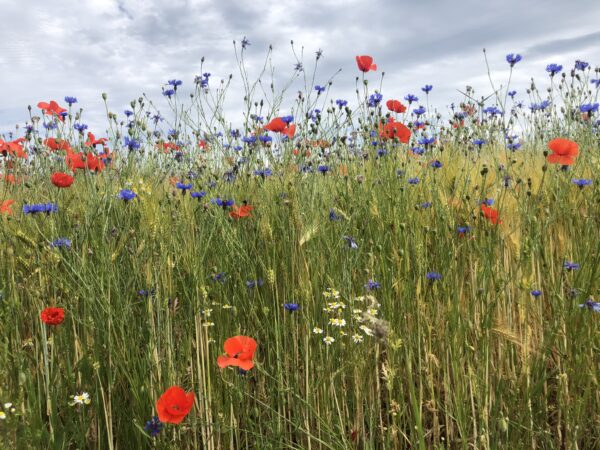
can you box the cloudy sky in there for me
[1,0,599,136]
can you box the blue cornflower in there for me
[546,63,563,76]
[530,290,542,298]
[73,122,88,132]
[506,53,522,67]
[572,178,593,187]
[118,189,137,202]
[138,289,156,297]
[44,121,57,130]
[281,115,294,124]
[408,177,419,185]
[254,168,272,178]
[483,106,503,116]
[124,136,141,151]
[318,165,330,174]
[64,96,77,106]
[329,208,341,221]
[430,160,442,169]
[23,203,58,215]
[420,201,432,209]
[414,120,425,128]
[124,110,134,117]
[421,85,433,94]
[579,103,599,114]
[507,142,522,151]
[250,114,263,122]
[426,272,442,281]
[168,79,182,87]
[404,94,418,104]
[300,165,314,174]
[211,197,234,207]
[145,416,163,437]
[315,85,326,94]
[574,60,589,71]
[152,113,163,124]
[563,261,580,271]
[241,36,251,49]
[336,99,348,108]
[508,91,517,99]
[413,106,426,116]
[481,198,494,206]
[211,272,226,283]
[579,300,600,313]
[284,303,299,312]
[176,182,192,193]
[246,279,264,289]
[418,137,436,147]
[163,89,175,97]
[364,279,380,290]
[259,135,272,143]
[343,235,358,249]
[457,226,471,235]
[191,191,206,199]
[368,92,383,107]
[294,62,303,72]
[242,135,257,145]
[529,100,550,112]
[50,238,71,249]
[591,79,600,88]
[473,139,486,148]
[411,147,425,155]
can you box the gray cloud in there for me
[1,0,599,136]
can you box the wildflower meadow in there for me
[1,40,599,449]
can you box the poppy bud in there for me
[130,100,136,109]
[102,93,107,100]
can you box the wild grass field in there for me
[0,45,599,449]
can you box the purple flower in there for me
[563,261,580,271]
[506,53,522,67]
[426,272,442,281]
[579,300,600,313]
[284,303,299,312]
[364,279,380,290]
[118,189,137,202]
[530,290,542,298]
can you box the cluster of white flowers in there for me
[312,288,383,346]
[69,392,91,407]
[0,402,16,420]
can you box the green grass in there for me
[0,141,599,449]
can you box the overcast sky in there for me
[1,0,599,136]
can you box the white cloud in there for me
[1,0,599,135]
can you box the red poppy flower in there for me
[0,138,28,159]
[386,99,407,114]
[44,138,72,152]
[155,386,195,424]
[547,138,579,165]
[481,204,501,225]
[264,117,287,133]
[217,335,257,371]
[66,151,86,172]
[85,132,108,148]
[379,118,411,143]
[37,100,67,121]
[229,204,254,220]
[51,172,74,188]
[86,153,105,172]
[283,124,296,139]
[1,199,15,215]
[356,55,377,72]
[40,307,65,325]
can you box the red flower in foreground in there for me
[85,132,108,148]
[356,55,377,72]
[44,138,72,152]
[156,386,195,424]
[40,307,65,325]
[547,138,579,165]
[379,118,411,143]
[51,172,74,188]
[0,138,28,159]
[217,336,257,371]
[481,204,501,225]
[229,204,254,220]
[386,99,407,114]
[282,123,296,139]
[37,100,67,121]
[264,117,287,133]
[1,199,15,215]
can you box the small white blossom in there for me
[312,327,323,334]
[323,336,335,345]
[69,392,91,406]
